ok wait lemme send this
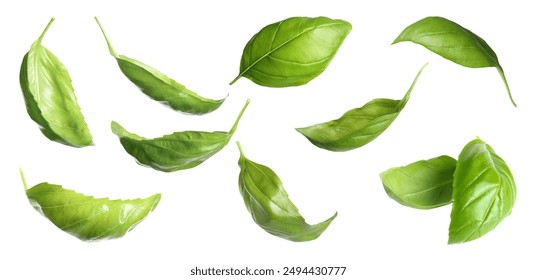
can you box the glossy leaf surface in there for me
[296,64,426,151]
[236,142,337,242]
[95,17,225,114]
[380,155,456,209]
[20,17,93,147]
[449,138,516,244]
[112,100,249,172]
[393,16,516,107]
[22,170,160,241]
[230,16,351,87]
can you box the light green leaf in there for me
[448,138,516,244]
[296,64,426,151]
[20,17,93,147]
[95,17,225,115]
[393,16,516,107]
[236,142,337,242]
[113,100,249,172]
[230,16,351,87]
[380,155,456,209]
[21,170,160,241]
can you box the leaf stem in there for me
[497,66,517,108]
[94,17,118,57]
[229,99,250,134]
[19,168,29,191]
[37,17,55,45]
[236,141,245,156]
[229,75,241,85]
[396,62,428,111]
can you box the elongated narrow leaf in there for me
[95,17,225,115]
[20,17,93,147]
[448,138,516,244]
[380,155,456,209]
[296,64,426,151]
[230,16,351,87]
[113,100,249,172]
[393,16,516,107]
[236,142,337,242]
[21,170,160,241]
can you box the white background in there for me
[1,0,535,279]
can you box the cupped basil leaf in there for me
[112,100,249,172]
[296,64,426,151]
[380,155,456,209]
[230,16,351,87]
[20,17,93,147]
[21,170,160,241]
[236,142,337,242]
[95,17,225,115]
[448,138,516,244]
[393,16,516,107]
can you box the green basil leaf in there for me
[95,17,225,115]
[236,142,337,242]
[21,170,160,241]
[393,16,516,107]
[112,100,249,172]
[230,16,351,87]
[19,17,93,147]
[296,64,426,151]
[448,138,516,244]
[380,155,456,209]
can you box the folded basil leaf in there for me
[448,138,516,244]
[380,155,456,209]
[21,170,160,241]
[20,17,93,147]
[296,64,426,151]
[230,16,351,87]
[236,142,337,242]
[95,17,225,115]
[112,100,249,172]
[393,16,516,107]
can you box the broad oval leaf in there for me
[21,170,160,241]
[95,17,225,115]
[19,17,93,147]
[236,142,337,242]
[448,138,516,244]
[380,155,456,209]
[296,64,426,151]
[393,16,516,107]
[112,100,249,172]
[230,16,351,87]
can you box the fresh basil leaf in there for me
[95,17,225,115]
[236,142,337,242]
[19,17,93,147]
[112,100,249,172]
[380,155,456,209]
[393,16,516,107]
[296,64,426,151]
[21,170,160,241]
[448,138,516,244]
[230,16,351,87]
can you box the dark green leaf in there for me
[393,16,516,107]
[95,17,225,115]
[236,142,337,242]
[230,16,351,87]
[380,155,456,209]
[19,17,93,147]
[112,100,249,172]
[296,64,426,151]
[21,170,160,241]
[448,138,516,244]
